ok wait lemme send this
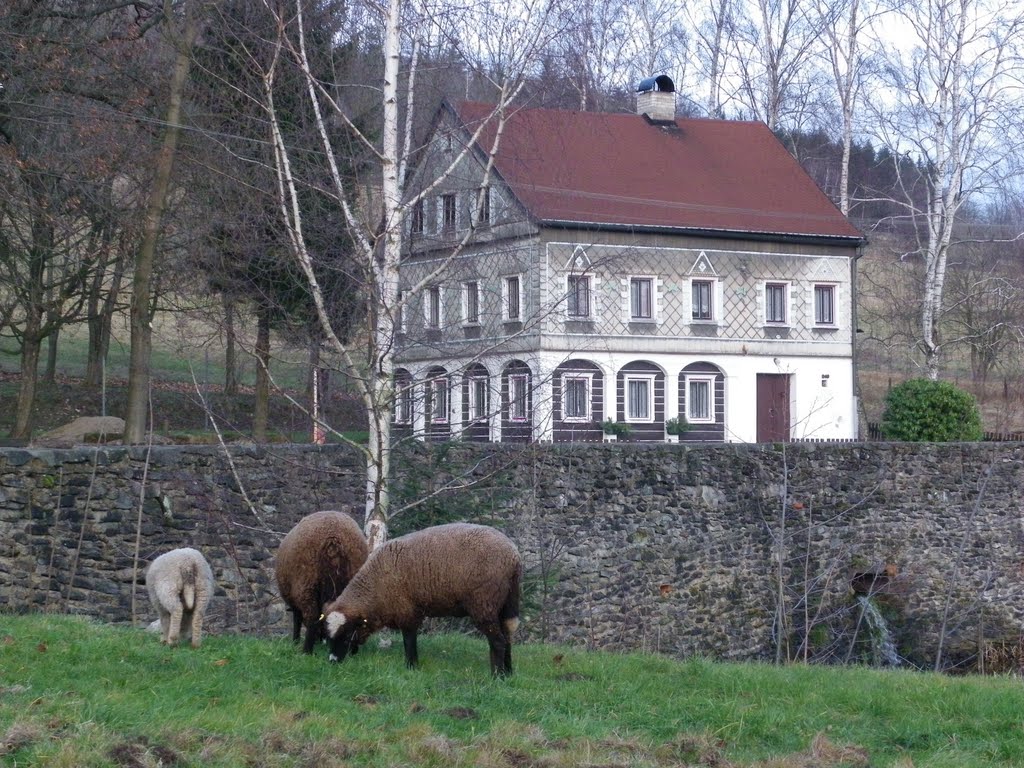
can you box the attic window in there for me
[411,201,424,235]
[442,194,456,232]
[476,186,490,225]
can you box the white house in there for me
[394,76,865,444]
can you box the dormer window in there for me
[476,186,490,226]
[411,200,424,235]
[442,194,456,232]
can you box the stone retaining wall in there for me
[1,441,1021,669]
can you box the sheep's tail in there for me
[181,561,198,610]
[500,563,522,635]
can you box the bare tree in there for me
[258,0,557,548]
[814,0,884,215]
[0,1,149,437]
[733,0,825,131]
[688,0,738,117]
[124,0,213,442]
[868,0,1024,379]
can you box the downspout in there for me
[851,242,866,439]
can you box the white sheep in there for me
[145,547,215,648]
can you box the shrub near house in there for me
[880,379,983,441]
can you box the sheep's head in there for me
[323,608,371,663]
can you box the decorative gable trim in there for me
[688,251,718,276]
[566,245,592,271]
[810,258,841,281]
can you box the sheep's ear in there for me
[325,611,347,638]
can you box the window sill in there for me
[812,324,839,332]
[763,325,791,340]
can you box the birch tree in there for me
[869,0,1024,379]
[733,0,824,130]
[688,0,738,118]
[815,0,884,215]
[259,0,556,549]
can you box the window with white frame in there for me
[692,278,715,321]
[508,374,528,421]
[441,193,456,232]
[686,376,714,422]
[425,285,442,329]
[629,277,654,320]
[765,282,788,324]
[476,186,490,225]
[468,376,488,421]
[814,284,836,326]
[427,376,449,423]
[625,375,654,421]
[503,275,522,321]
[394,378,412,424]
[566,274,591,318]
[561,374,591,421]
[462,281,480,325]
[411,200,424,235]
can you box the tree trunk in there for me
[12,313,43,439]
[43,322,59,383]
[85,241,126,388]
[124,4,202,443]
[222,293,238,396]
[253,306,270,443]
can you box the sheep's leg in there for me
[502,630,513,676]
[402,628,419,668]
[479,620,511,677]
[302,619,320,654]
[167,603,184,646]
[291,609,302,643]
[190,606,204,648]
[159,613,171,644]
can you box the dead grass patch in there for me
[0,721,46,757]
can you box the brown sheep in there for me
[146,547,215,648]
[275,510,369,653]
[322,522,522,676]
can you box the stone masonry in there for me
[1,441,1021,670]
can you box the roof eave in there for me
[539,219,867,248]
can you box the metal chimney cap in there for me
[637,75,675,93]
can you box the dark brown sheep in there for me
[275,510,369,653]
[323,522,522,676]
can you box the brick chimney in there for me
[636,75,676,122]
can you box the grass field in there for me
[3,615,1024,767]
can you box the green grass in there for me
[0,315,309,391]
[3,615,1024,766]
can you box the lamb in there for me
[275,510,369,654]
[322,522,522,677]
[145,547,215,648]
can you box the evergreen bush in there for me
[880,378,983,441]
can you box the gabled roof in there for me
[451,101,863,242]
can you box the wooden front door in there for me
[756,374,791,442]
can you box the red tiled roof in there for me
[453,101,863,241]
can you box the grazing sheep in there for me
[323,522,522,676]
[275,510,369,654]
[146,547,215,648]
